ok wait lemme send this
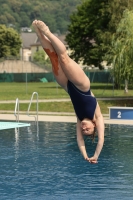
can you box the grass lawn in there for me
[0,82,68,100]
[0,82,133,114]
[0,100,133,114]
[0,82,133,100]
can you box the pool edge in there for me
[0,114,133,125]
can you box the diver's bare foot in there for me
[36,20,50,37]
[32,20,43,38]
[32,20,38,31]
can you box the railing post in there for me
[27,92,38,127]
[14,98,19,122]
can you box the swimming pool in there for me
[0,121,133,200]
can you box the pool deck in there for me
[0,112,133,125]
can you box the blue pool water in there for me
[0,122,133,200]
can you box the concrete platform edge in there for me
[0,114,133,125]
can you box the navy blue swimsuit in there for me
[67,80,97,121]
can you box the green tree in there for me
[33,50,51,68]
[0,25,21,58]
[0,15,8,25]
[105,9,133,90]
[66,0,133,68]
[33,50,46,64]
[19,12,31,27]
[0,0,81,33]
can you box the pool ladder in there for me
[14,92,39,130]
[27,92,38,124]
[27,92,39,133]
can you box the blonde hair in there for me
[90,126,97,142]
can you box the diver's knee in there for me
[59,52,70,66]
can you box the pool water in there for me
[0,122,133,200]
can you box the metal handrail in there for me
[27,92,38,124]
[14,98,19,122]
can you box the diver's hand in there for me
[85,156,98,164]
[89,156,98,164]
[85,156,90,162]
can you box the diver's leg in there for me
[32,20,68,90]
[35,20,90,92]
